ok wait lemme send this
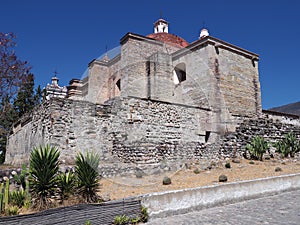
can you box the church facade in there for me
[6,19,264,167]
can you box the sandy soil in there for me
[99,158,300,200]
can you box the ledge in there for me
[139,173,300,220]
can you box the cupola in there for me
[154,18,169,33]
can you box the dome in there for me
[147,33,189,48]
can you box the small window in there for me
[173,63,186,85]
[116,79,121,91]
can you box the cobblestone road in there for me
[147,190,300,225]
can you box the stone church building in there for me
[7,18,295,172]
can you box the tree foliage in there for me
[0,33,44,163]
[0,97,18,163]
[0,32,30,106]
[14,73,35,118]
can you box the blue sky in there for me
[1,0,299,109]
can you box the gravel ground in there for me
[99,158,300,200]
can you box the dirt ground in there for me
[99,158,300,201]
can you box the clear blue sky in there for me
[1,0,299,109]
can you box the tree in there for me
[0,33,30,103]
[0,97,18,163]
[0,32,31,163]
[34,85,43,106]
[14,73,35,118]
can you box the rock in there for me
[232,159,240,163]
[275,167,282,172]
[193,168,200,174]
[162,176,171,185]
[135,169,145,179]
[219,174,228,182]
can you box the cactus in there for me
[3,179,9,211]
[0,183,3,212]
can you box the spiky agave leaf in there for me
[57,171,76,202]
[75,151,100,203]
[29,144,60,209]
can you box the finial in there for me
[54,70,58,77]
[199,21,209,39]
[160,10,163,19]
[102,45,110,62]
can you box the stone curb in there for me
[138,173,300,220]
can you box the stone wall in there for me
[220,114,300,158]
[6,97,300,175]
[217,46,261,117]
[6,97,217,166]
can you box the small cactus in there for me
[225,162,231,169]
[162,176,171,185]
[3,179,9,211]
[219,174,228,182]
[193,168,200,174]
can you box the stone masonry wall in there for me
[6,97,217,166]
[219,114,300,158]
[6,97,300,176]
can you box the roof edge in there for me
[120,32,164,46]
[173,36,259,60]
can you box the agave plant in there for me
[57,171,76,203]
[246,136,269,161]
[75,152,100,203]
[29,145,60,209]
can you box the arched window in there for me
[116,79,121,91]
[173,63,186,85]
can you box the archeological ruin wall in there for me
[6,97,217,166]
[6,97,300,176]
[107,97,215,163]
[220,114,300,158]
[6,98,110,165]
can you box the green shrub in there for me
[245,136,269,161]
[13,164,28,190]
[29,145,60,209]
[10,190,26,208]
[75,152,100,203]
[130,216,140,224]
[162,176,171,185]
[114,214,129,225]
[5,205,19,216]
[140,206,148,223]
[274,132,300,158]
[57,171,76,202]
[84,220,92,225]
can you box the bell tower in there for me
[154,18,169,33]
